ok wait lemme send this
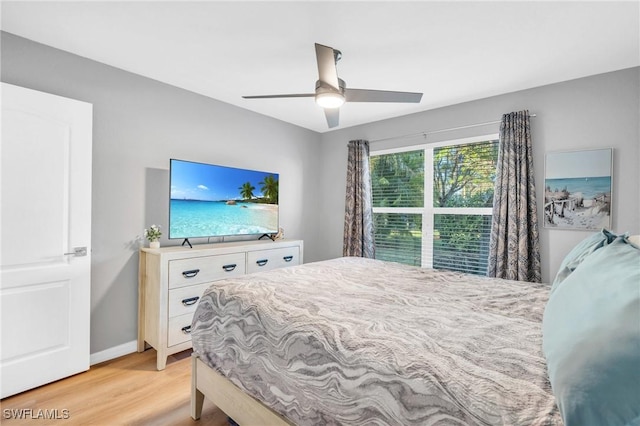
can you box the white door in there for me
[1,83,92,398]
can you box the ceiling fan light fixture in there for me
[315,92,345,109]
[243,43,422,128]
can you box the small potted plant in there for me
[144,224,162,249]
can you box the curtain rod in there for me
[370,113,537,143]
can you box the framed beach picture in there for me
[544,148,612,230]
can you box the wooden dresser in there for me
[138,239,303,370]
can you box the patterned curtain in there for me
[343,140,375,258]
[488,110,542,282]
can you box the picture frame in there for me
[543,148,612,230]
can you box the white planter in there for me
[149,241,160,249]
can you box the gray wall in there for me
[3,31,639,356]
[317,67,640,283]
[1,33,322,355]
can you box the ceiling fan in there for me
[242,43,423,129]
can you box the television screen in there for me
[169,159,279,239]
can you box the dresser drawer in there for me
[140,240,303,370]
[167,313,194,347]
[169,252,246,289]
[168,283,211,317]
[247,246,300,274]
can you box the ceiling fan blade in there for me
[344,88,423,103]
[243,93,315,99]
[315,43,340,91]
[324,108,340,128]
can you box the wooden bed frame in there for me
[191,354,293,425]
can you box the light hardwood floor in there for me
[1,349,228,425]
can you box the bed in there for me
[190,232,639,426]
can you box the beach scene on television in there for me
[544,148,612,230]
[170,160,279,238]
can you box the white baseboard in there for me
[90,340,138,366]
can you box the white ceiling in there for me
[2,1,638,133]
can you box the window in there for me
[371,135,499,275]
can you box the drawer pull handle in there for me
[283,255,294,262]
[181,325,192,334]
[181,296,199,306]
[256,259,269,267]
[222,264,237,272]
[182,269,200,278]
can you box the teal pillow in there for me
[543,237,640,426]
[551,229,622,293]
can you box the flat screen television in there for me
[169,159,279,240]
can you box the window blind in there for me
[373,213,422,266]
[432,213,492,275]
[433,141,499,208]
[371,138,499,276]
[371,150,424,208]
